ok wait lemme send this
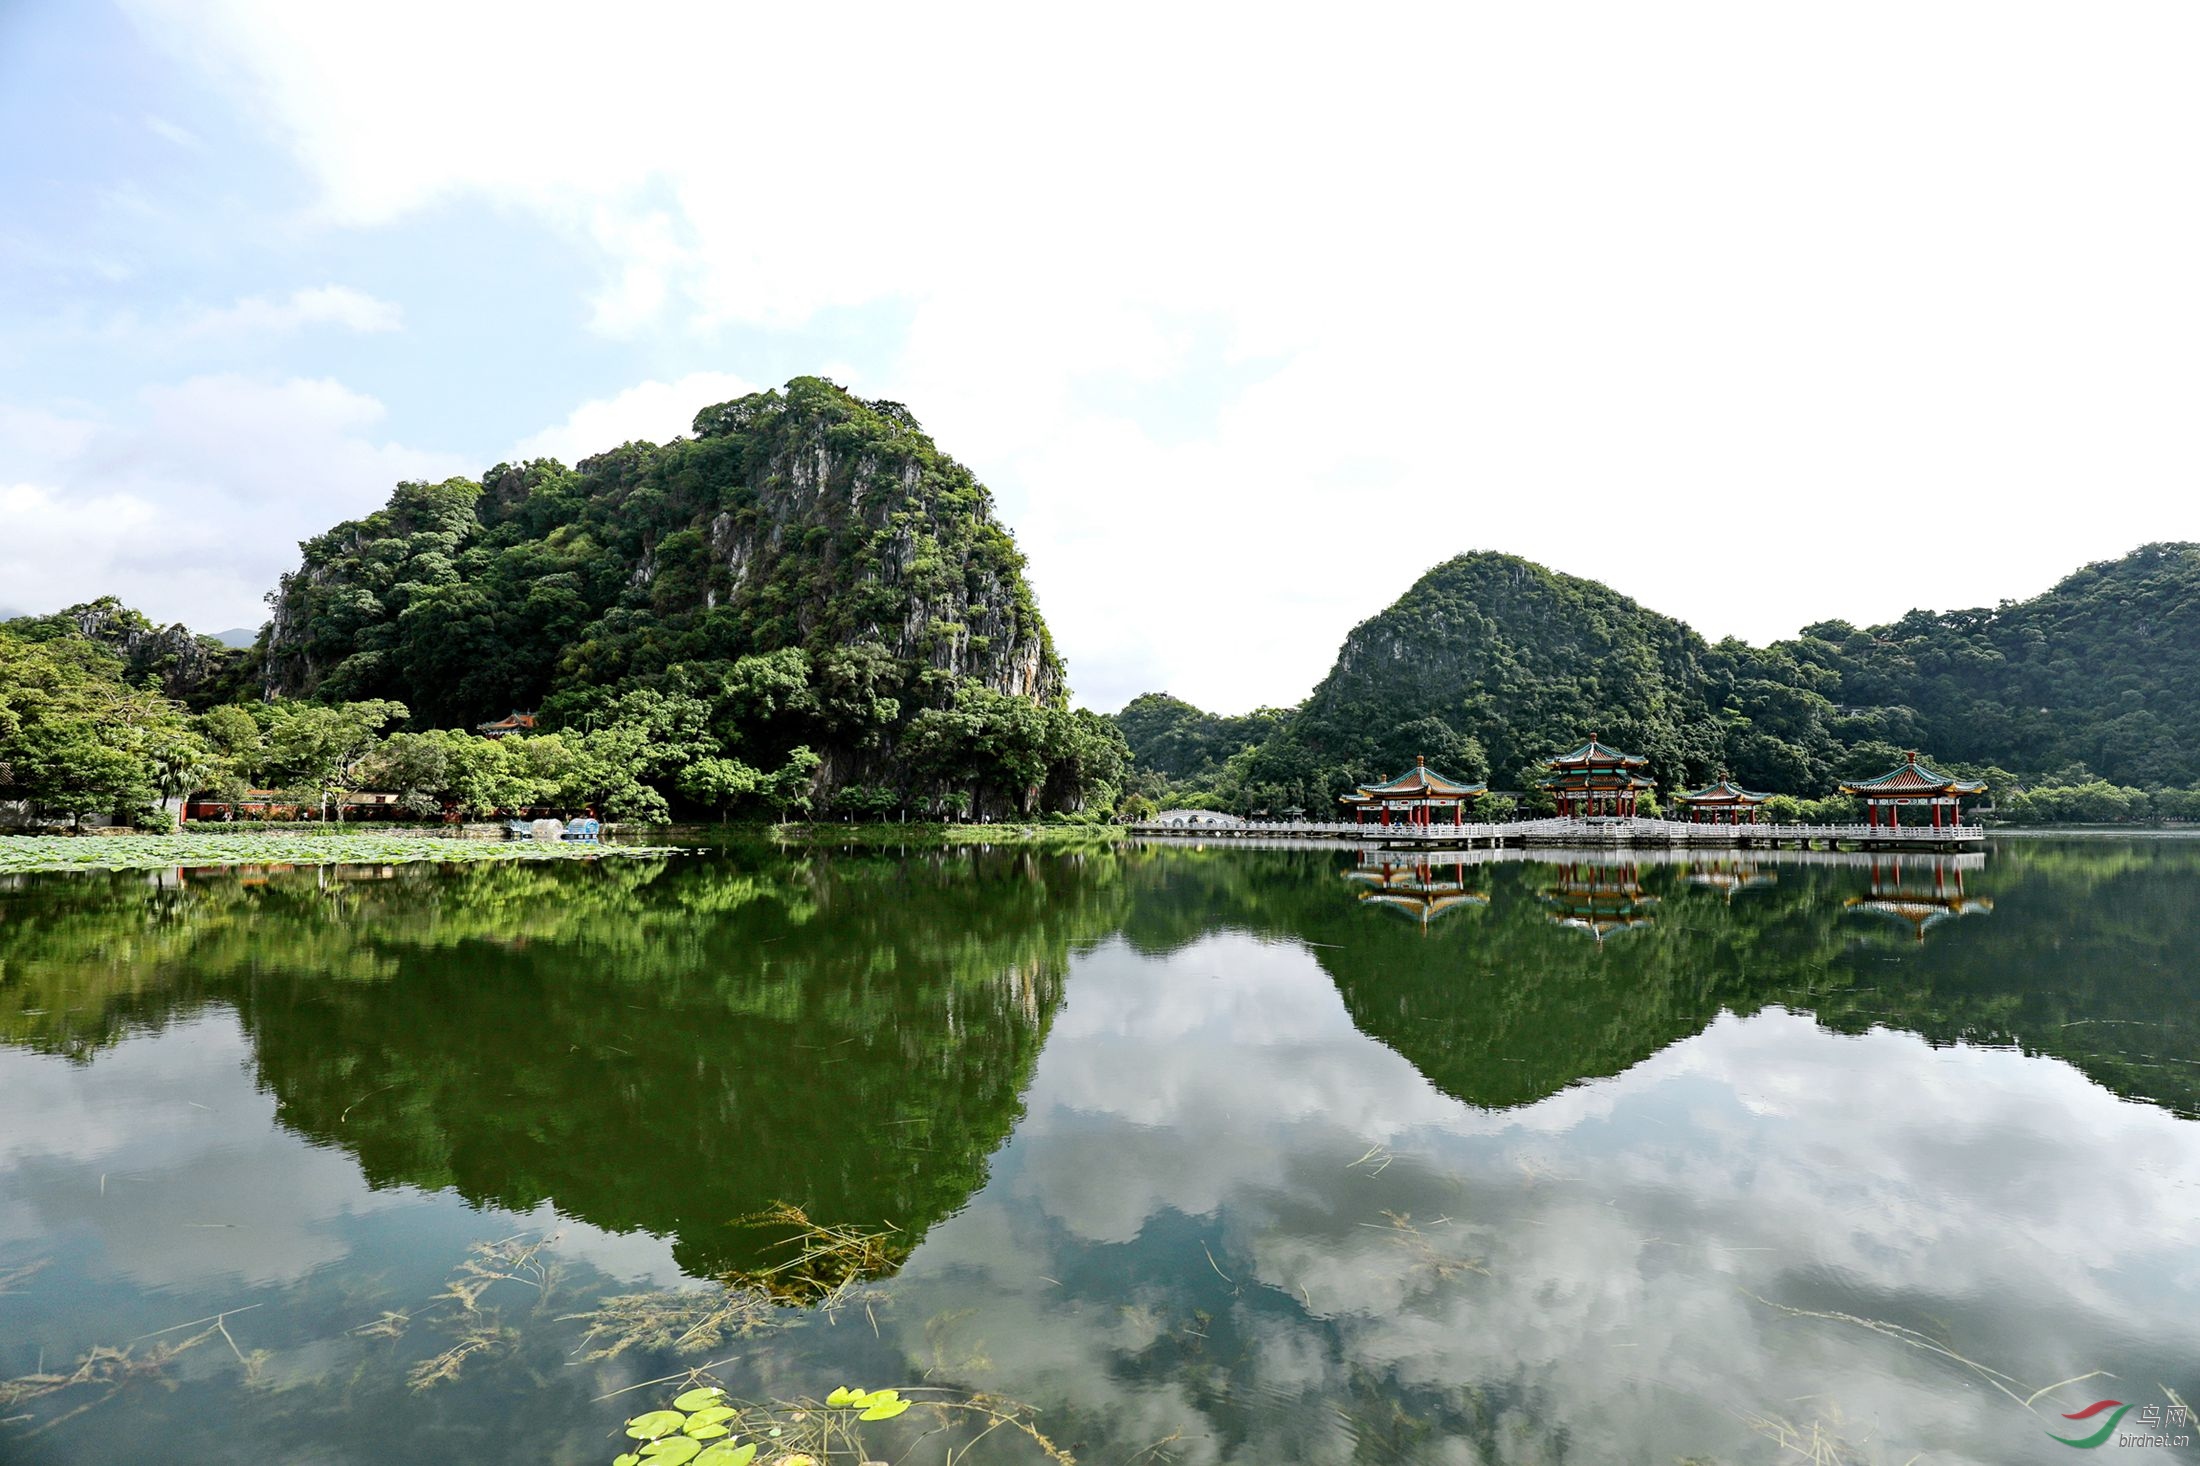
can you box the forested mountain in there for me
[1,379,1127,825]
[1126,544,2200,818]
[257,376,1123,817]
[1112,694,1291,788]
[1789,541,2200,787]
[8,374,2198,831]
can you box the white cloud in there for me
[124,1,2200,710]
[873,935,2200,1463]
[180,284,403,338]
[0,375,462,632]
[143,113,201,148]
[510,370,759,464]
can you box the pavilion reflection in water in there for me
[1343,851,1490,928]
[1542,861,1658,940]
[1844,853,1994,942]
[1686,858,1779,902]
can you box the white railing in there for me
[1126,817,1981,843]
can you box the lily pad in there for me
[626,1409,689,1440]
[692,1444,757,1466]
[640,1438,702,1464]
[673,1386,726,1411]
[683,1405,737,1430]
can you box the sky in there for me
[4,2,2198,713]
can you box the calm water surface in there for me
[2,839,2197,1463]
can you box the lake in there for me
[2,838,2196,1463]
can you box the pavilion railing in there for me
[1126,817,1983,842]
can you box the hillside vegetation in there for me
[7,382,2198,832]
[1123,545,2200,823]
[1,379,1127,826]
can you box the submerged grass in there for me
[725,1202,909,1307]
[3,1217,1061,1461]
[0,831,681,874]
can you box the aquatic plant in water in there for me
[610,1381,1071,1466]
[0,832,681,874]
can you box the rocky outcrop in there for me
[65,597,245,703]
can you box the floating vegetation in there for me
[0,832,681,875]
[1744,1291,2145,1457]
[566,1286,782,1362]
[395,1234,564,1392]
[1734,1401,1914,1465]
[0,1259,51,1294]
[406,1321,519,1392]
[607,1380,1072,1466]
[1366,1211,1489,1286]
[0,1306,260,1434]
[725,1202,909,1307]
[565,1207,902,1361]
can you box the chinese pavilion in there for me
[1340,757,1487,828]
[476,709,539,739]
[1539,739,1654,818]
[1673,779,1769,824]
[1343,853,1489,928]
[1837,752,1987,828]
[1844,855,1993,942]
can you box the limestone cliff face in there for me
[683,389,1059,705]
[64,597,244,703]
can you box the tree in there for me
[0,631,198,828]
[679,755,762,822]
[763,747,821,822]
[358,731,458,816]
[263,699,409,819]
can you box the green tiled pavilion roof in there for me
[1352,756,1488,799]
[1838,752,1988,797]
[1676,779,1771,805]
[1547,739,1649,769]
[1540,769,1655,790]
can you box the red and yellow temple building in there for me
[1674,779,1770,824]
[1838,752,1987,829]
[1340,757,1487,828]
[1539,740,1654,818]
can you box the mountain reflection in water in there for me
[1,838,2196,1464]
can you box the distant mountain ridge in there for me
[1120,543,2200,809]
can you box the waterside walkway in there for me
[1127,816,1986,851]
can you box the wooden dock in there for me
[1126,815,1986,852]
